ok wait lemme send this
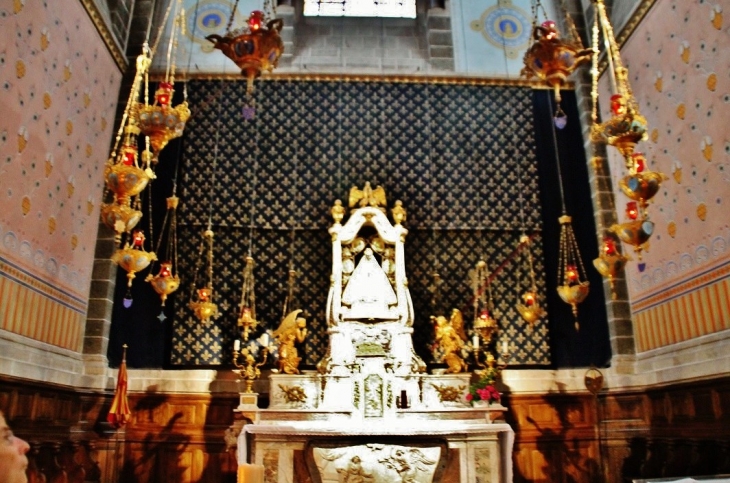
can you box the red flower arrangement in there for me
[466,366,501,405]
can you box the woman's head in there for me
[0,410,30,483]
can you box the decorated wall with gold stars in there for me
[0,0,121,350]
[102,76,611,370]
[601,0,730,351]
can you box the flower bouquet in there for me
[466,366,501,406]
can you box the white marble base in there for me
[241,421,514,483]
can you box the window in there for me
[303,0,417,18]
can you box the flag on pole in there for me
[107,344,131,428]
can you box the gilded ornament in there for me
[610,219,654,259]
[520,19,592,105]
[273,309,308,374]
[430,383,466,403]
[432,309,468,374]
[112,230,157,287]
[330,199,345,224]
[349,182,387,209]
[619,171,668,208]
[392,200,406,225]
[278,384,307,404]
[206,10,284,96]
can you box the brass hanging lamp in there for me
[521,0,593,126]
[146,193,181,308]
[237,254,258,341]
[546,95,589,329]
[188,225,218,323]
[206,0,284,118]
[137,0,191,162]
[589,0,667,260]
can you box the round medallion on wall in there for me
[470,0,531,59]
[186,0,240,53]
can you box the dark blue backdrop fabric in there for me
[107,79,610,370]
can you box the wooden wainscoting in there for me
[3,374,730,482]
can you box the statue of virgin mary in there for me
[341,248,399,321]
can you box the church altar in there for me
[231,186,514,483]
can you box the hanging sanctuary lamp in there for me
[188,103,223,323]
[137,0,191,163]
[545,95,590,329]
[589,0,667,263]
[146,193,181,308]
[206,0,284,117]
[237,254,259,341]
[521,0,592,126]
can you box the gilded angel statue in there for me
[273,309,308,374]
[349,182,387,209]
[432,308,468,373]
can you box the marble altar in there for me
[232,187,513,483]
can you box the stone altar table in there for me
[238,420,514,483]
[230,188,514,483]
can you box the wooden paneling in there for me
[3,374,730,482]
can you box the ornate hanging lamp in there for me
[516,235,547,328]
[472,260,498,346]
[100,49,153,245]
[545,95,589,329]
[188,225,218,323]
[137,0,191,162]
[521,0,592,126]
[237,254,259,341]
[590,0,667,260]
[206,0,284,117]
[188,105,223,324]
[146,194,181,308]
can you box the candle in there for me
[626,201,639,220]
[261,332,269,347]
[566,264,578,284]
[400,390,408,408]
[472,333,480,349]
[234,340,240,352]
[238,463,264,483]
[502,341,508,354]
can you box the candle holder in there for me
[474,346,510,375]
[233,346,268,394]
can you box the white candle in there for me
[502,341,508,354]
[234,340,240,351]
[261,332,269,347]
[473,334,480,349]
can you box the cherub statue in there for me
[432,308,468,373]
[273,309,308,374]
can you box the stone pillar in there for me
[82,223,118,385]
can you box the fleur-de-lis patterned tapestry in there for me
[109,78,611,369]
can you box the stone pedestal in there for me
[239,421,513,483]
